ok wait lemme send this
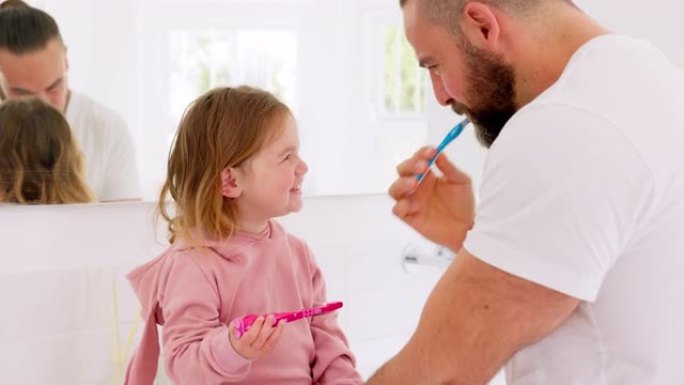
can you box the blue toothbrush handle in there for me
[416,118,469,183]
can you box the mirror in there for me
[1,0,428,202]
[0,0,142,203]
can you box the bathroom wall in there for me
[0,196,504,384]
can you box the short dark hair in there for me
[0,0,63,54]
[400,0,553,39]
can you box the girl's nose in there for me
[297,158,309,175]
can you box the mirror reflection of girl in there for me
[124,86,363,385]
[0,97,94,204]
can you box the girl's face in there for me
[230,114,308,232]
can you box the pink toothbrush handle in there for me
[231,314,259,338]
[230,301,343,338]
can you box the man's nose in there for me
[430,73,453,106]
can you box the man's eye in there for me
[428,65,441,74]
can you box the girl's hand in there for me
[228,315,285,360]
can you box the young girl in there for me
[0,97,94,204]
[124,86,363,385]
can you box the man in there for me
[0,0,141,201]
[368,0,684,384]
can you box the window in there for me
[382,25,427,117]
[138,1,430,199]
[168,30,297,122]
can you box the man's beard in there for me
[451,44,518,148]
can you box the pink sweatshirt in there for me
[123,220,363,385]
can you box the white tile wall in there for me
[0,196,503,384]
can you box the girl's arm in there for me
[162,254,252,384]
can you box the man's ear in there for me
[0,72,7,100]
[460,2,502,51]
[220,168,241,198]
[60,42,69,71]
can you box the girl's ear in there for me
[220,168,241,198]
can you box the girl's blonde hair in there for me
[159,86,291,243]
[0,97,95,204]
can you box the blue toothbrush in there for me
[416,118,470,184]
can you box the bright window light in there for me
[168,30,297,122]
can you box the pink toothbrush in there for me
[231,301,343,338]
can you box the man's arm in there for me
[366,248,579,385]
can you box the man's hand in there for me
[388,147,475,251]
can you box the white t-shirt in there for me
[65,91,141,201]
[464,35,684,385]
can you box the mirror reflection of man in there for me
[0,0,141,202]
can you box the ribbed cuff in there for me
[207,326,252,376]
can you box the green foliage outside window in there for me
[384,25,426,115]
[169,30,296,120]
